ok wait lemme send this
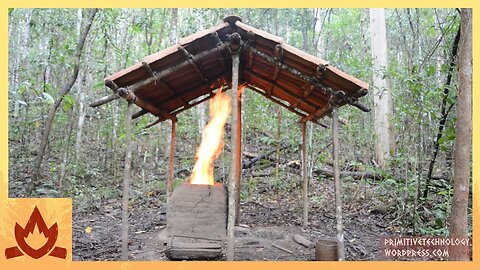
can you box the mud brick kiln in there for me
[165,183,227,259]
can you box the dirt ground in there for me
[73,176,394,261]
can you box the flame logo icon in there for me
[5,206,67,259]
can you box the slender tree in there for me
[30,8,98,194]
[423,23,461,200]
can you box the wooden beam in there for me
[89,93,120,107]
[132,109,148,119]
[140,82,229,128]
[301,121,308,228]
[227,52,240,261]
[105,79,120,92]
[104,43,228,98]
[303,84,316,98]
[210,31,223,45]
[117,88,175,122]
[156,75,227,110]
[316,64,327,79]
[245,42,369,113]
[210,32,227,71]
[301,105,331,123]
[244,70,319,111]
[248,85,308,118]
[178,46,208,82]
[243,42,337,96]
[167,118,177,205]
[289,101,301,110]
[311,119,329,129]
[121,102,133,260]
[351,100,371,112]
[141,61,155,77]
[141,61,189,107]
[272,44,284,82]
[172,85,228,117]
[143,118,162,129]
[246,31,255,70]
[332,105,345,261]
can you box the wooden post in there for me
[301,121,308,227]
[235,90,242,225]
[332,105,345,260]
[121,102,133,261]
[227,52,240,261]
[167,118,177,205]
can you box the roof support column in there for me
[121,102,133,260]
[166,118,177,205]
[332,105,345,260]
[301,120,309,227]
[227,50,240,261]
[235,89,243,225]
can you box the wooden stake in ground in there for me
[235,89,242,224]
[227,51,240,261]
[449,8,472,261]
[121,102,134,261]
[167,118,177,205]
[301,120,309,227]
[332,105,345,260]
[30,9,98,193]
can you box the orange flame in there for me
[189,89,232,185]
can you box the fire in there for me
[13,206,60,258]
[24,223,50,250]
[5,206,67,259]
[189,89,232,185]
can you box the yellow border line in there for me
[0,2,478,270]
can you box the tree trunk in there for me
[275,106,282,182]
[58,103,77,193]
[30,8,98,194]
[75,68,89,162]
[448,8,472,261]
[170,9,179,45]
[12,9,33,119]
[369,8,393,168]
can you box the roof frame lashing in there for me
[141,61,190,109]
[242,41,369,113]
[272,44,284,82]
[178,45,209,82]
[210,32,228,71]
[93,17,369,132]
[105,79,176,122]
[244,70,319,111]
[92,41,235,119]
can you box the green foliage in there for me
[42,92,54,105]
[62,94,75,111]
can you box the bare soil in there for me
[72,176,394,261]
